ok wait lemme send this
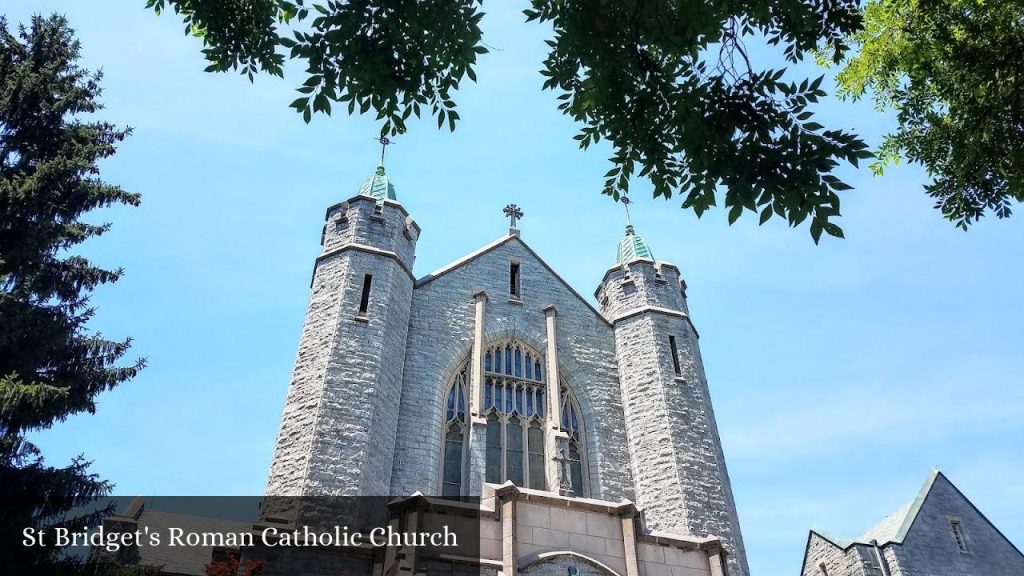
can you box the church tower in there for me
[596,219,749,576]
[265,160,419,497]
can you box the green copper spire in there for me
[616,194,653,264]
[358,164,397,203]
[616,224,654,264]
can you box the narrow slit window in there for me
[509,262,521,298]
[358,274,372,315]
[950,519,968,552]
[818,562,829,576]
[669,335,682,376]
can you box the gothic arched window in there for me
[441,365,468,497]
[440,340,588,496]
[481,340,547,490]
[561,390,586,496]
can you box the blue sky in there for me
[7,2,1023,575]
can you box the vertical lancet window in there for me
[441,366,468,496]
[527,423,545,489]
[440,340,588,495]
[560,389,587,496]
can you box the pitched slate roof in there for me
[857,500,918,545]
[814,470,939,548]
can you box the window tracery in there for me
[439,339,587,496]
[441,366,467,497]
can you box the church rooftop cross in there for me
[376,136,391,165]
[503,203,524,235]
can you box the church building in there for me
[801,470,1024,576]
[263,160,749,576]
[90,162,1024,576]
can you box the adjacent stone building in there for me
[264,162,749,576]
[801,470,1024,576]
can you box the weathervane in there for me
[503,203,524,231]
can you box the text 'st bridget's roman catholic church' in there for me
[265,160,749,576]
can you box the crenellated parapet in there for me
[320,193,419,275]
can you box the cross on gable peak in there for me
[503,203,524,237]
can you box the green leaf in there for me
[823,222,844,238]
[727,204,743,225]
[810,219,823,244]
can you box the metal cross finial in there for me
[376,136,392,165]
[621,194,633,227]
[503,203,524,229]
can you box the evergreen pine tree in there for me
[1,13,143,572]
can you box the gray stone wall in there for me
[323,197,418,269]
[301,249,412,496]
[880,545,904,576]
[894,475,1024,576]
[390,237,635,502]
[265,245,356,495]
[596,260,687,322]
[801,533,847,576]
[265,194,417,499]
[801,536,891,576]
[603,261,748,576]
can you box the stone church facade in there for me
[263,162,749,576]
[87,164,1023,576]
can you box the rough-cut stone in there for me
[266,195,416,500]
[599,259,748,576]
[265,186,750,575]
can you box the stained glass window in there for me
[440,340,588,496]
[528,424,545,489]
[440,367,468,497]
[485,412,501,484]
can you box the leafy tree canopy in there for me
[147,0,872,242]
[831,0,1024,229]
[0,13,142,572]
